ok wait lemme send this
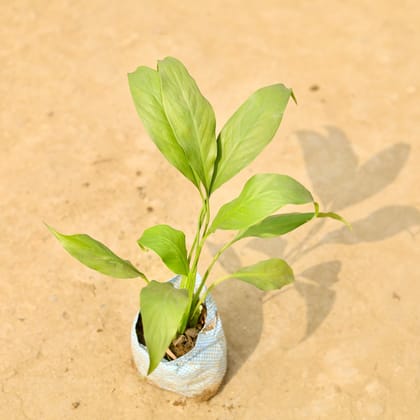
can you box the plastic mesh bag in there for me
[131,275,227,400]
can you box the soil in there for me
[1,1,420,419]
[135,305,207,360]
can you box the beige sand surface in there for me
[1,1,419,418]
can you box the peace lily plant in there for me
[48,57,347,376]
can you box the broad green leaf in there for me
[138,224,189,275]
[211,84,294,191]
[235,212,315,241]
[235,210,348,242]
[141,281,189,374]
[225,258,294,291]
[47,225,144,279]
[158,57,217,191]
[209,174,313,232]
[128,66,198,186]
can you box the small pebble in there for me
[172,398,186,407]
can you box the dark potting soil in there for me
[135,305,207,361]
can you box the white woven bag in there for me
[131,275,227,400]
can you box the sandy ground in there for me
[1,1,420,419]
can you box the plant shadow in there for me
[289,128,418,260]
[296,126,411,211]
[214,279,264,386]
[206,242,265,384]
[263,127,417,338]
[209,126,418,385]
[294,260,341,342]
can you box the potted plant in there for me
[48,57,347,400]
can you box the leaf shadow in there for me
[208,126,416,384]
[296,126,411,210]
[295,260,341,341]
[206,240,264,385]
[213,279,264,386]
[246,237,288,258]
[321,205,420,245]
[268,128,416,341]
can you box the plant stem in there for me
[183,187,206,289]
[189,238,236,325]
[189,198,210,283]
[204,274,231,297]
[196,238,235,298]
[191,273,232,321]
[179,192,211,332]
[184,197,212,327]
[187,205,205,264]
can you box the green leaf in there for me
[141,281,189,374]
[128,66,198,187]
[209,173,313,232]
[158,57,217,192]
[47,225,145,279]
[236,212,315,241]
[318,212,351,228]
[138,224,189,275]
[225,258,294,291]
[211,84,294,191]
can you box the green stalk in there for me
[183,187,206,289]
[195,238,235,299]
[202,274,231,299]
[179,193,211,332]
[189,238,236,326]
[184,197,211,328]
[187,205,205,264]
